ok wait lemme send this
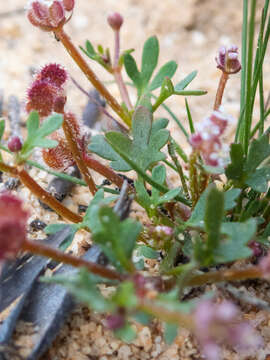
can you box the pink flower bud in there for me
[107,12,124,31]
[0,192,28,260]
[216,45,241,74]
[8,136,22,152]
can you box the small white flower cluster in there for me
[190,108,234,167]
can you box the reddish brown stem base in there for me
[0,162,82,223]
[23,239,124,281]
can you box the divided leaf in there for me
[21,112,63,160]
[105,106,169,172]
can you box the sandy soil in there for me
[1,1,270,359]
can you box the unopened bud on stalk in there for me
[216,45,241,75]
[107,12,124,31]
[8,136,22,152]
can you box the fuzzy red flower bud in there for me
[38,63,68,87]
[27,0,73,32]
[26,79,58,117]
[8,136,22,152]
[0,192,28,260]
[107,12,124,31]
[216,45,241,75]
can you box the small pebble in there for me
[29,218,47,231]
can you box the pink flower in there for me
[0,193,28,260]
[216,45,241,75]
[189,110,232,167]
[26,0,74,32]
[193,299,262,360]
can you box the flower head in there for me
[26,0,74,31]
[216,45,241,74]
[38,63,68,87]
[193,299,262,360]
[0,192,28,260]
[189,109,233,167]
[26,64,67,117]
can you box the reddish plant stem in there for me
[83,154,133,191]
[62,118,97,195]
[18,168,83,223]
[23,239,124,281]
[54,27,131,126]
[214,72,229,110]
[0,162,82,223]
[186,266,263,287]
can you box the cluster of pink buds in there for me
[107,12,124,31]
[216,45,241,75]
[189,109,233,167]
[26,63,68,117]
[193,299,262,360]
[26,0,75,32]
[0,192,28,261]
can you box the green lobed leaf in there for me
[44,223,79,251]
[149,61,178,91]
[124,53,142,91]
[213,219,256,263]
[141,36,159,87]
[115,323,137,343]
[89,134,130,171]
[174,70,198,91]
[21,112,63,160]
[224,188,241,210]
[246,167,270,192]
[43,269,111,312]
[164,323,178,344]
[93,206,141,271]
[136,245,159,259]
[106,106,169,172]
[245,133,270,172]
[225,143,246,185]
[112,282,137,309]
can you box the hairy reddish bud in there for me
[107,12,124,31]
[26,64,67,117]
[106,314,125,330]
[26,79,58,117]
[8,136,22,152]
[0,192,28,260]
[216,45,241,75]
[27,0,73,31]
[38,63,68,87]
[42,131,75,170]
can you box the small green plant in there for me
[1,1,270,358]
